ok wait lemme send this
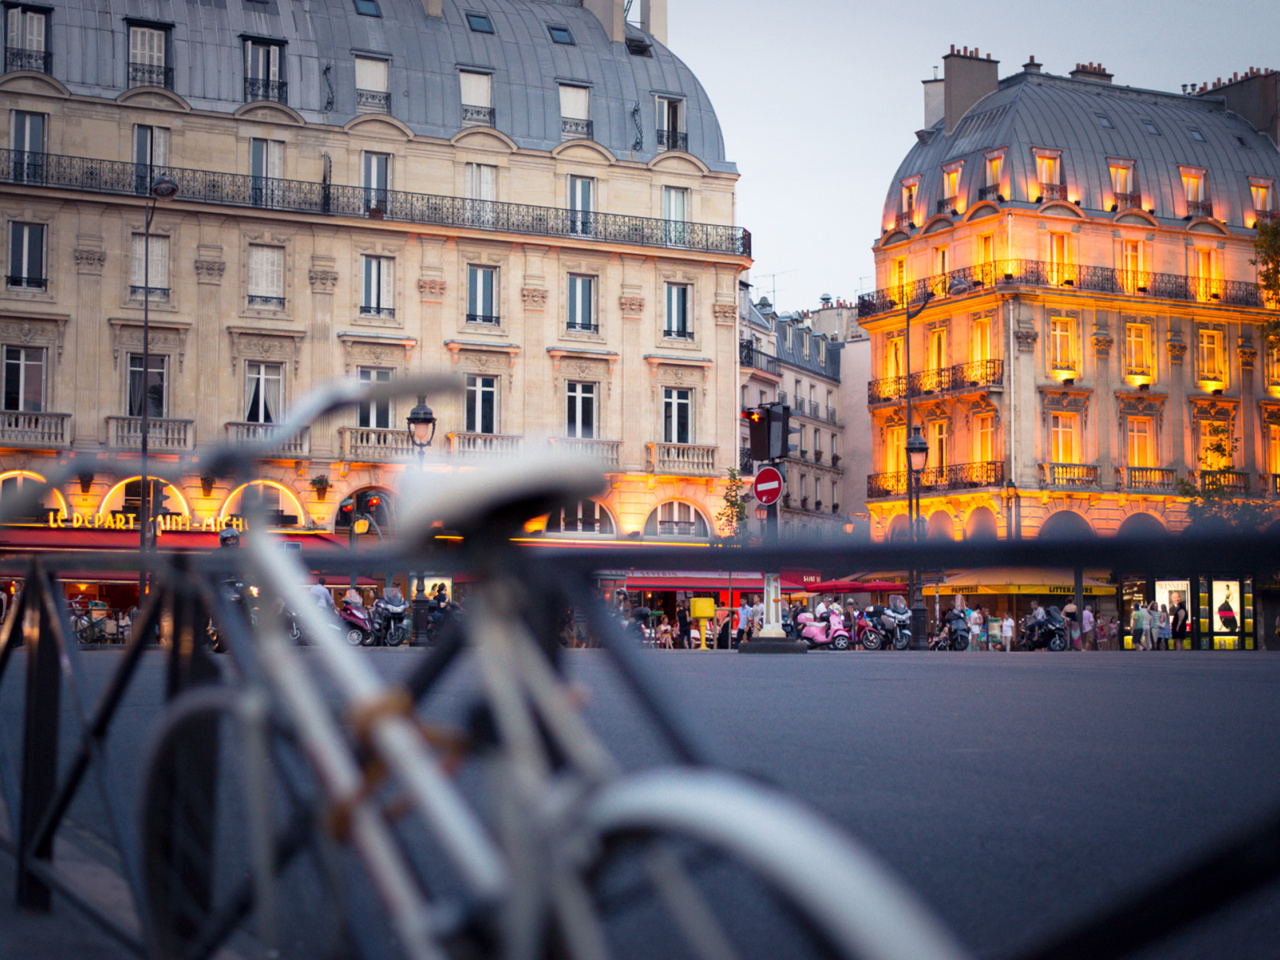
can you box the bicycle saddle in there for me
[396,453,607,546]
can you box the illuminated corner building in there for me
[861,48,1280,546]
[0,0,750,549]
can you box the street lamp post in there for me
[906,424,929,646]
[406,396,437,643]
[137,173,179,600]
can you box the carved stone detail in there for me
[0,317,64,359]
[337,335,415,374]
[194,260,226,284]
[227,327,306,374]
[1092,334,1114,356]
[713,303,737,324]
[73,249,106,275]
[521,287,548,309]
[111,322,188,371]
[1015,329,1039,352]
[418,277,446,299]
[1239,346,1258,368]
[619,296,645,316]
[1168,339,1187,363]
[308,269,339,293]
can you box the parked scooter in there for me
[338,593,373,646]
[860,595,913,650]
[1021,606,1069,651]
[795,609,853,650]
[368,587,409,647]
[931,607,971,651]
[849,606,886,650]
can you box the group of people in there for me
[1126,598,1189,650]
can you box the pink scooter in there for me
[796,610,853,651]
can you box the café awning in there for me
[934,567,1112,595]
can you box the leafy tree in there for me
[1251,217,1280,343]
[715,467,750,545]
[1175,422,1276,531]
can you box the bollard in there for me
[689,597,715,651]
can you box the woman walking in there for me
[1157,604,1172,651]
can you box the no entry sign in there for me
[752,466,783,506]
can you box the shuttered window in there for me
[6,8,45,52]
[130,234,169,297]
[559,84,588,119]
[355,57,388,92]
[129,26,165,66]
[361,256,394,316]
[247,245,284,306]
[460,71,490,106]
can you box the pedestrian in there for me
[676,601,690,649]
[736,596,752,648]
[1106,615,1119,651]
[1172,597,1188,650]
[1081,604,1096,651]
[1130,603,1148,650]
[1157,603,1171,651]
[1146,600,1160,650]
[752,594,765,635]
[1000,611,1014,652]
[1062,598,1080,650]
[309,576,333,610]
[970,604,986,650]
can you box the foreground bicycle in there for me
[134,377,969,960]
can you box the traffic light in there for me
[151,480,170,517]
[768,404,800,461]
[742,406,769,461]
[339,496,355,518]
[364,493,382,512]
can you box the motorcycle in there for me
[931,608,971,651]
[849,606,886,650]
[208,577,247,654]
[338,595,373,646]
[368,588,409,647]
[1021,606,1069,651]
[795,609,853,650]
[860,595,913,651]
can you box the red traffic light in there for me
[741,408,764,424]
[339,497,355,514]
[365,494,382,510]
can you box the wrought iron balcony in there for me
[129,285,169,301]
[0,411,70,448]
[561,117,593,139]
[1113,191,1142,210]
[777,391,788,405]
[5,46,51,74]
[565,321,599,333]
[857,260,1265,319]
[247,295,286,309]
[6,275,46,290]
[647,442,716,476]
[1200,469,1249,494]
[1187,199,1214,219]
[936,196,958,215]
[739,340,779,375]
[244,77,288,104]
[1123,466,1176,492]
[978,185,1002,201]
[466,313,499,325]
[225,421,310,457]
[462,104,495,126]
[664,327,694,340]
[339,426,413,462]
[547,437,623,469]
[867,460,1005,499]
[867,358,1004,405]
[0,149,750,258]
[1037,182,1067,201]
[826,406,838,423]
[739,446,754,475]
[359,305,395,319]
[447,432,523,459]
[657,129,687,152]
[1039,462,1099,489]
[128,61,173,90]
[107,416,193,451]
[356,89,390,113]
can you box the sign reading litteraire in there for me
[752,466,783,506]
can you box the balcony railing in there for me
[5,46,51,74]
[129,285,169,301]
[107,416,193,451]
[978,184,1002,201]
[339,426,414,462]
[247,295,286,309]
[868,358,1004,405]
[357,89,390,113]
[565,321,599,333]
[244,77,288,104]
[1037,182,1067,201]
[825,406,837,423]
[1039,462,1099,489]
[777,391,788,405]
[894,210,913,230]
[806,400,818,418]
[857,260,1266,319]
[1187,199,1214,219]
[739,341,779,375]
[462,104,495,126]
[448,432,523,459]
[1200,469,1249,494]
[128,61,173,90]
[657,129,687,152]
[648,442,716,476]
[739,447,754,475]
[547,437,623,469]
[225,421,310,458]
[6,275,46,290]
[0,411,69,447]
[1113,191,1142,209]
[936,196,958,215]
[867,460,1005,499]
[561,117,593,139]
[466,313,499,325]
[0,150,751,258]
[1124,466,1177,492]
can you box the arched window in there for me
[546,499,614,535]
[643,501,709,538]
[0,470,66,523]
[224,481,305,528]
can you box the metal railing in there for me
[565,321,599,333]
[339,426,415,461]
[978,184,1002,201]
[359,305,396,319]
[5,46,51,74]
[936,196,958,214]
[247,294,285,309]
[547,437,623,468]
[6,275,46,290]
[1200,469,1249,494]
[739,447,754,475]
[857,260,1265,319]
[129,285,169,301]
[1124,466,1177,492]
[648,442,716,476]
[128,61,173,90]
[357,89,390,113]
[1038,182,1067,201]
[657,129,687,152]
[0,411,69,447]
[738,341,779,375]
[664,328,694,340]
[224,421,310,457]
[826,406,838,423]
[447,432,523,459]
[868,358,1004,404]
[867,460,1005,499]
[462,104,495,126]
[1113,191,1142,209]
[0,149,750,258]
[466,313,499,325]
[1040,462,1099,488]
[244,77,288,104]
[1187,199,1215,219]
[106,415,193,451]
[561,117,593,139]
[895,210,913,229]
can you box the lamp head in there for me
[150,174,180,201]
[906,424,929,472]
[406,396,437,446]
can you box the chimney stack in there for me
[1211,68,1280,149]
[640,0,667,46]
[582,0,626,43]
[942,44,1000,135]
[1069,61,1113,83]
[1023,55,1041,74]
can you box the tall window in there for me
[7,222,44,289]
[885,423,906,474]
[358,367,391,429]
[250,138,283,207]
[1047,231,1071,284]
[665,283,690,339]
[1120,238,1143,292]
[929,420,947,471]
[467,265,497,323]
[646,501,708,538]
[465,374,498,434]
[460,70,492,125]
[130,233,169,300]
[568,175,594,235]
[934,246,947,279]
[128,25,169,89]
[984,154,1002,189]
[10,110,43,183]
[355,57,389,113]
[927,328,946,371]
[559,84,590,139]
[1125,322,1153,377]
[1198,329,1225,384]
[1192,247,1219,301]
[884,335,903,379]
[465,162,497,228]
[970,318,991,364]
[1050,316,1075,374]
[1128,417,1153,468]
[5,7,48,73]
[973,413,994,462]
[1199,422,1231,470]
[244,361,282,423]
[566,381,595,438]
[1036,153,1060,185]
[360,255,394,317]
[244,40,285,102]
[128,353,167,418]
[656,96,684,150]
[1110,163,1132,196]
[1252,180,1274,215]
[900,182,917,214]
[1182,170,1204,202]
[663,387,691,444]
[1269,427,1280,475]
[362,151,390,211]
[663,186,689,246]
[940,167,960,205]
[247,244,285,309]
[3,345,44,411]
[567,274,595,331]
[548,499,614,535]
[1050,413,1077,463]
[134,124,169,195]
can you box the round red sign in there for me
[752,466,784,506]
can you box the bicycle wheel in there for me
[138,687,352,960]
[562,769,970,960]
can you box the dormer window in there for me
[1142,120,1160,136]
[897,178,918,228]
[460,70,494,126]
[1094,113,1114,129]
[1180,166,1212,218]
[1033,148,1064,201]
[626,37,651,57]
[355,57,389,114]
[1189,127,1207,143]
[1251,178,1276,223]
[938,162,961,214]
[5,6,49,75]
[559,84,591,140]
[353,0,380,16]
[128,23,172,91]
[244,39,286,104]
[981,150,1004,201]
[656,97,685,152]
[1109,160,1138,209]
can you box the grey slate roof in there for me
[47,0,734,172]
[881,70,1280,230]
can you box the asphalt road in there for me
[4,647,1280,960]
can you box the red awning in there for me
[0,526,345,551]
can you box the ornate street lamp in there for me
[406,396,436,642]
[905,423,929,646]
[138,173,179,599]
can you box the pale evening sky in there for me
[663,0,1280,314]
